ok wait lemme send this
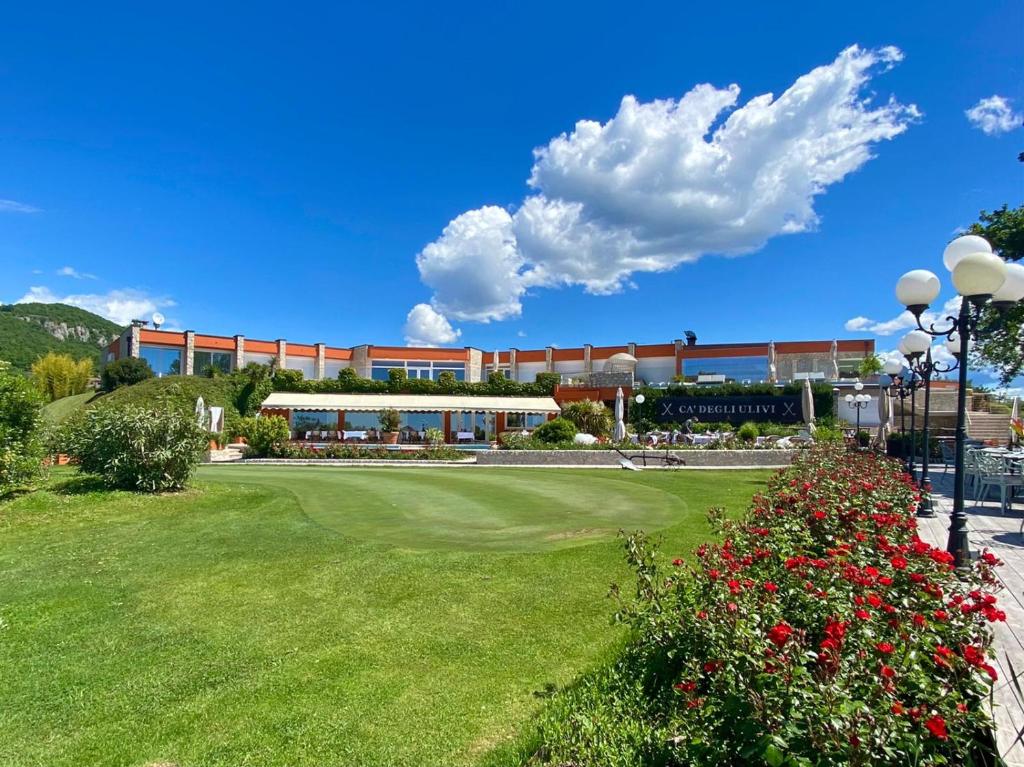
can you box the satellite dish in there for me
[151,312,165,329]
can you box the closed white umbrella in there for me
[613,387,626,442]
[1011,396,1019,447]
[876,385,892,446]
[802,377,816,433]
[830,340,840,381]
[195,397,207,429]
[767,341,778,384]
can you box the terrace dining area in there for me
[260,392,560,445]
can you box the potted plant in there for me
[378,408,401,444]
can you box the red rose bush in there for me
[531,445,1002,766]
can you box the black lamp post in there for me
[898,339,960,519]
[895,235,1024,567]
[885,361,922,475]
[844,381,872,447]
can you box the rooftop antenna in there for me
[151,312,165,330]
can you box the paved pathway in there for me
[917,468,1024,765]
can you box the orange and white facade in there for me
[107,326,875,388]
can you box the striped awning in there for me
[261,392,560,414]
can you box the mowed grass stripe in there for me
[203,466,683,551]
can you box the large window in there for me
[370,360,465,381]
[343,412,379,430]
[194,350,232,376]
[505,412,548,429]
[140,345,181,377]
[681,356,768,384]
[293,411,338,434]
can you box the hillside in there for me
[0,303,123,372]
[94,376,242,423]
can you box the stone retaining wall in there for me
[475,449,797,468]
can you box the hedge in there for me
[524,445,1002,765]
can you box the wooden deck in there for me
[917,468,1024,765]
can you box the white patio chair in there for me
[976,452,1023,515]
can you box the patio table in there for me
[343,430,367,441]
[456,431,475,441]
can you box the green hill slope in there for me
[0,303,123,372]
[42,392,98,424]
[95,376,242,423]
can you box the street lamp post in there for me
[844,381,872,447]
[899,330,933,480]
[895,235,1024,567]
[634,393,646,443]
[905,343,960,518]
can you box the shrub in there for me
[61,405,208,492]
[233,415,290,457]
[530,446,1002,765]
[100,357,154,392]
[813,424,845,443]
[424,427,445,446]
[532,417,576,444]
[31,352,93,402]
[737,421,759,443]
[388,368,408,388]
[561,399,613,438]
[271,368,306,391]
[0,361,46,496]
[378,408,401,432]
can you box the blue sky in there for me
[1,1,1021,385]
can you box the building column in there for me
[509,348,518,382]
[545,346,554,372]
[628,341,637,357]
[496,412,506,435]
[184,331,195,376]
[674,339,683,377]
[337,411,346,432]
[234,335,245,371]
[276,339,287,371]
[443,411,452,443]
[315,343,326,380]
[491,350,499,378]
[583,344,593,374]
[128,325,141,358]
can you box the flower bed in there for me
[263,443,466,461]
[527,445,1003,765]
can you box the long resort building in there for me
[106,325,875,443]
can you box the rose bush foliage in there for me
[532,446,1002,766]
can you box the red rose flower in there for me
[766,622,794,648]
[925,715,948,740]
[764,582,778,593]
[674,680,697,692]
[879,664,896,679]
[672,558,684,567]
[876,641,895,654]
[855,609,871,621]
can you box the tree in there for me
[232,415,290,457]
[100,357,154,392]
[0,361,46,496]
[31,352,93,402]
[857,354,884,378]
[561,399,613,437]
[968,204,1024,384]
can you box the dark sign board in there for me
[650,395,803,424]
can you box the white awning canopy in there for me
[261,392,561,414]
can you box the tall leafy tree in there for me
[969,204,1024,384]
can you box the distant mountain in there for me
[0,303,123,372]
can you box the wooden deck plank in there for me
[921,473,1024,763]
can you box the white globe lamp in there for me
[942,234,992,272]
[951,251,1007,301]
[896,270,941,314]
[991,262,1024,310]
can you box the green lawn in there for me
[41,391,96,424]
[0,465,769,767]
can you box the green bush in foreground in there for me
[0,361,46,497]
[61,405,208,492]
[524,446,1002,766]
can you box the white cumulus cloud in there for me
[965,95,1023,135]
[845,297,962,338]
[403,303,462,346]
[410,45,917,330]
[16,286,177,327]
